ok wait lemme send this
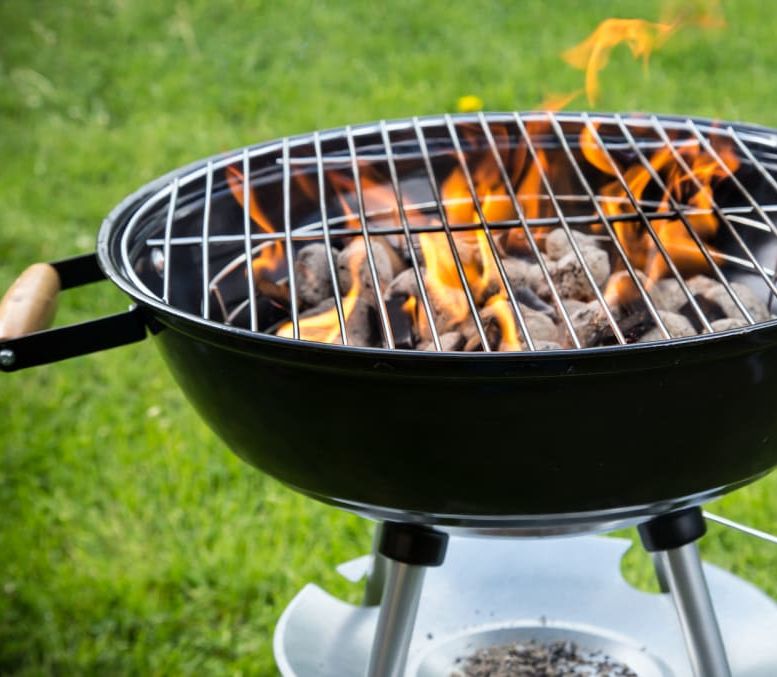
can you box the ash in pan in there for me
[451,639,637,677]
[274,226,774,351]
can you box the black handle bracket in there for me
[1,254,148,372]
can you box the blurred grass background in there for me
[2,0,777,674]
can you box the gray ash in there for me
[452,639,637,677]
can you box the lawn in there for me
[2,0,777,674]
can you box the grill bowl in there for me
[87,113,777,529]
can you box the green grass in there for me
[2,0,777,674]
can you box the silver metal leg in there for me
[651,552,670,593]
[366,559,425,677]
[364,523,388,607]
[658,543,732,677]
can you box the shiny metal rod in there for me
[366,560,425,677]
[658,542,731,677]
[363,523,388,607]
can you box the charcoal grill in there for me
[3,111,777,676]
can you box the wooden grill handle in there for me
[0,264,61,339]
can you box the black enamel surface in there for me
[146,308,777,521]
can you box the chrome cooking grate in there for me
[119,112,777,352]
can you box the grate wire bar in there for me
[120,112,777,353]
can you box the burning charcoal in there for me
[480,307,507,351]
[294,243,337,307]
[513,286,555,317]
[679,294,726,332]
[337,238,402,295]
[460,303,559,351]
[562,298,587,317]
[385,267,420,300]
[385,294,415,349]
[729,282,770,322]
[277,296,378,347]
[604,270,680,315]
[662,310,698,338]
[534,340,562,350]
[639,310,697,342]
[552,246,610,301]
[255,277,291,307]
[450,235,482,271]
[526,261,556,301]
[619,309,654,342]
[460,305,506,351]
[463,333,485,352]
[501,257,532,288]
[687,274,717,296]
[544,227,599,260]
[420,331,464,352]
[569,300,616,347]
[654,277,688,313]
[375,236,406,275]
[711,318,749,332]
[498,259,556,317]
[385,268,465,341]
[687,275,770,322]
[521,305,560,344]
[502,254,556,300]
[345,297,380,347]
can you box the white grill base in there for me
[273,535,777,676]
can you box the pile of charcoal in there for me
[284,226,772,350]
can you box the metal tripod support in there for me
[639,507,732,677]
[365,522,448,677]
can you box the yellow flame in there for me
[538,89,584,112]
[486,294,522,351]
[276,239,366,343]
[226,165,284,276]
[581,125,740,302]
[562,18,675,105]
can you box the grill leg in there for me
[363,523,388,607]
[366,522,448,677]
[639,507,731,677]
[651,552,670,593]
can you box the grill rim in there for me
[292,474,765,530]
[97,111,777,363]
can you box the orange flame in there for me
[275,167,400,344]
[406,156,525,348]
[276,238,365,344]
[537,1,724,112]
[538,89,584,112]
[562,18,675,105]
[486,294,522,350]
[226,165,284,277]
[581,126,739,302]
[645,139,738,280]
